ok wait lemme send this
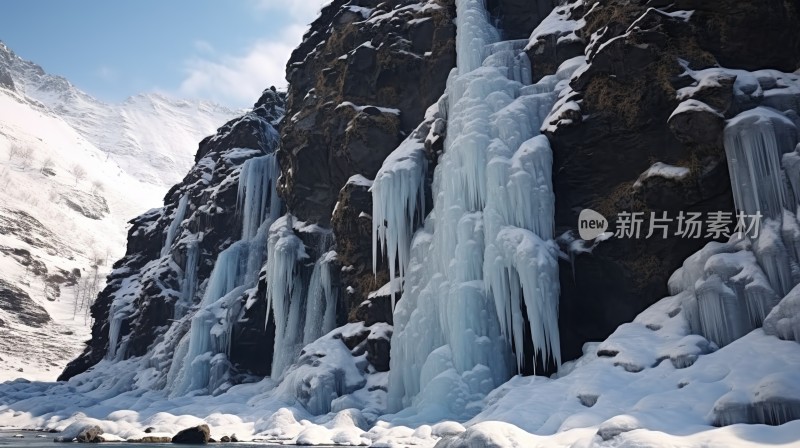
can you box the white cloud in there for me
[251,0,328,20]
[176,1,328,107]
[178,25,306,107]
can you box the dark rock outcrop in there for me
[674,0,800,73]
[331,176,389,320]
[0,279,50,327]
[277,0,457,225]
[171,425,211,444]
[0,66,14,91]
[489,0,559,39]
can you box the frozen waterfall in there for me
[373,0,571,416]
[167,154,280,396]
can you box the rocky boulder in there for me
[75,426,104,443]
[171,425,211,444]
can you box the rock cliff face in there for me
[278,0,456,226]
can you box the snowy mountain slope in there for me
[0,41,241,187]
[0,42,238,381]
[0,87,164,380]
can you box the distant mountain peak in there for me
[0,41,241,187]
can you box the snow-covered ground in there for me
[0,42,239,381]
[1,292,798,447]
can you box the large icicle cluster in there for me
[669,102,800,348]
[167,154,280,396]
[238,154,280,240]
[373,0,578,417]
[267,218,340,380]
[371,122,429,303]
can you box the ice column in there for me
[265,216,306,378]
[238,154,281,240]
[174,239,200,320]
[724,107,796,220]
[266,217,341,380]
[380,0,570,415]
[372,136,428,304]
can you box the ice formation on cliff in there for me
[168,154,280,396]
[267,218,341,380]
[372,0,575,416]
[668,98,800,350]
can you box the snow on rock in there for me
[764,283,800,342]
[633,162,691,188]
[525,1,586,52]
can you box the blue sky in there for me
[0,0,327,107]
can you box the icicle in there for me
[266,215,309,379]
[783,145,800,207]
[238,155,281,240]
[168,239,254,396]
[106,299,130,361]
[167,153,280,396]
[174,239,200,320]
[723,107,797,219]
[695,274,749,347]
[782,209,800,268]
[162,194,189,257]
[371,137,428,305]
[303,250,339,345]
[753,219,795,297]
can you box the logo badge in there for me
[578,209,609,241]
